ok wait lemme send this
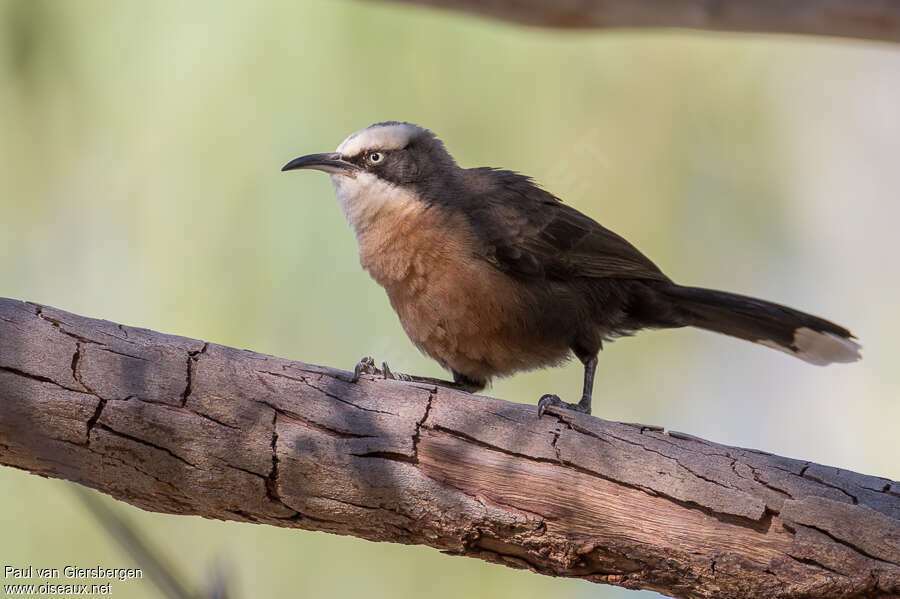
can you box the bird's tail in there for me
[660,284,861,365]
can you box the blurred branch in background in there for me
[1,297,898,599]
[371,0,900,43]
[73,485,234,599]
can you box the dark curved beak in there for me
[281,152,358,175]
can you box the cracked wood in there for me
[0,297,898,599]
[371,0,900,43]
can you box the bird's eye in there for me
[368,152,384,164]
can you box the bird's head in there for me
[282,122,457,231]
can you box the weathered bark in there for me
[0,297,897,598]
[371,0,900,43]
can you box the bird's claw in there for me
[537,394,590,418]
[349,356,378,383]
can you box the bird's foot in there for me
[380,361,413,382]
[537,394,591,418]
[344,356,482,395]
[345,356,413,384]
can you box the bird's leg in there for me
[452,370,487,393]
[537,355,598,418]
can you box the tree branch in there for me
[369,0,900,43]
[0,297,898,598]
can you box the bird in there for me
[282,122,861,418]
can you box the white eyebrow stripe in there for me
[336,123,419,157]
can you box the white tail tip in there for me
[759,327,862,365]
[793,327,862,365]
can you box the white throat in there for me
[330,172,420,234]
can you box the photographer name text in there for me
[3,567,142,582]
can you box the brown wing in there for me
[464,168,669,283]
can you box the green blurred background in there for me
[1,1,898,597]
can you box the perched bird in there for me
[282,122,860,417]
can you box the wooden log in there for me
[0,297,897,598]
